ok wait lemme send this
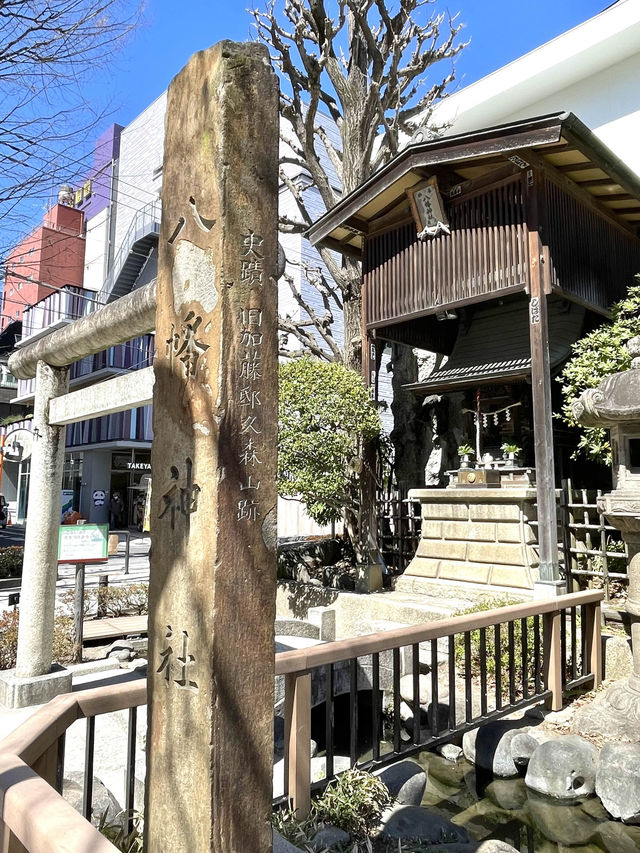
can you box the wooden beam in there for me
[557,161,600,173]
[527,173,560,584]
[284,672,311,818]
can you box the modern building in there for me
[428,0,640,177]
[6,119,157,526]
[4,94,339,534]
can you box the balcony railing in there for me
[0,591,603,850]
[20,286,98,342]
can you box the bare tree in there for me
[0,0,141,251]
[253,0,464,370]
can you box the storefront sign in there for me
[58,523,108,564]
[127,462,151,470]
[92,489,106,507]
[61,489,74,522]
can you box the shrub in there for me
[124,583,149,615]
[0,609,19,669]
[97,810,143,853]
[52,614,73,664]
[0,546,23,580]
[95,583,149,617]
[278,357,382,527]
[58,588,93,619]
[273,768,392,846]
[558,280,640,464]
[0,609,75,671]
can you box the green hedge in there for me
[0,547,23,580]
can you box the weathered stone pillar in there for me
[15,361,69,680]
[145,42,278,853]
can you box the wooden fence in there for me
[560,479,628,604]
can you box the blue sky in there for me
[98,0,612,128]
[0,0,614,251]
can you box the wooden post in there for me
[584,600,603,688]
[72,563,85,663]
[145,42,279,853]
[0,823,27,853]
[527,171,560,584]
[284,672,312,819]
[542,610,563,710]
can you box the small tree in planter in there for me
[457,442,475,469]
[278,357,382,561]
[501,442,522,466]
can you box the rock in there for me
[596,820,640,853]
[485,778,528,811]
[603,634,633,680]
[400,699,429,730]
[596,742,640,823]
[525,735,598,799]
[337,572,355,591]
[400,673,431,705]
[463,720,531,778]
[273,829,304,852]
[310,826,350,850]
[62,772,123,828]
[380,805,470,844]
[106,640,134,662]
[438,743,464,763]
[524,705,546,722]
[526,788,600,845]
[477,843,519,853]
[510,731,539,770]
[374,760,426,806]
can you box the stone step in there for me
[392,574,533,606]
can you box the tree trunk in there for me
[343,288,363,372]
[390,344,431,491]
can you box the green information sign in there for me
[57,524,109,564]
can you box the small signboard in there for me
[58,523,109,564]
[3,428,34,463]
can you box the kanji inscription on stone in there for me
[146,41,278,853]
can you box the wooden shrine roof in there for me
[308,112,640,259]
[403,295,585,395]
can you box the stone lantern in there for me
[573,336,640,737]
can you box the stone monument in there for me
[145,42,278,851]
[573,335,640,738]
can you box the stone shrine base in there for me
[573,678,640,742]
[0,665,72,709]
[400,487,542,591]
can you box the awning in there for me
[403,297,585,395]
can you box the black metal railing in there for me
[276,590,603,815]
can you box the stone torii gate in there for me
[3,42,279,852]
